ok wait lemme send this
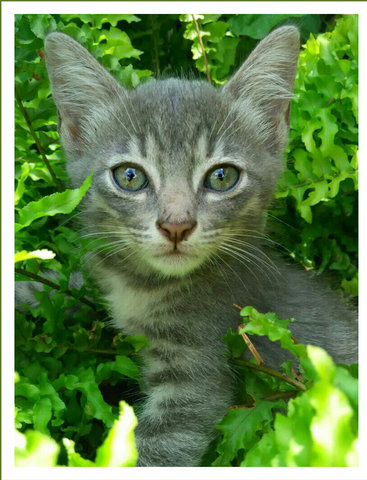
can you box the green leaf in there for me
[240,307,307,359]
[306,348,357,466]
[242,346,358,467]
[15,173,92,232]
[222,328,248,359]
[15,429,59,466]
[15,162,30,205]
[15,249,56,263]
[214,399,285,465]
[32,397,52,434]
[28,14,57,39]
[63,438,96,466]
[68,367,115,427]
[100,28,143,60]
[95,401,138,466]
[122,334,149,353]
[302,180,329,206]
[228,14,305,39]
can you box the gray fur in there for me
[42,28,357,466]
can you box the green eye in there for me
[204,165,240,192]
[113,165,148,192]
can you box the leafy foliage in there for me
[15,400,138,466]
[215,307,358,467]
[274,14,358,293]
[14,14,357,467]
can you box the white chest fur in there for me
[94,268,175,333]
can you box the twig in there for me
[191,14,211,84]
[263,390,298,401]
[15,88,62,191]
[15,268,97,310]
[229,389,298,409]
[238,323,264,365]
[58,344,118,356]
[233,359,306,391]
[149,14,160,75]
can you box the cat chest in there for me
[101,275,176,333]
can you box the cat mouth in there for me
[161,249,186,256]
[154,246,190,259]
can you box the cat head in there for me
[45,27,299,278]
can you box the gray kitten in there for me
[44,27,357,466]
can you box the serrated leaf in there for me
[302,180,329,206]
[240,307,307,359]
[214,399,285,465]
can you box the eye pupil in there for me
[126,168,136,181]
[216,168,225,181]
[204,165,240,192]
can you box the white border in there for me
[2,2,366,480]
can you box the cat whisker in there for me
[206,253,236,301]
[220,240,280,278]
[93,243,134,268]
[210,250,248,293]
[218,244,277,285]
[58,211,84,227]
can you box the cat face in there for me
[44,28,299,278]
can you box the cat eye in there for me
[112,165,149,192]
[204,165,240,192]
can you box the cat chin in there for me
[144,254,205,278]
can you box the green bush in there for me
[15,14,358,467]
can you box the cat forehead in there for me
[116,79,241,168]
[129,79,224,135]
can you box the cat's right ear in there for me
[44,32,122,151]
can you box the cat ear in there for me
[223,26,300,151]
[44,32,122,149]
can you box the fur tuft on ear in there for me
[44,32,125,151]
[223,26,300,152]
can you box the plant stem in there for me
[238,323,264,365]
[15,88,62,191]
[264,390,298,401]
[15,268,97,310]
[59,344,118,356]
[149,14,160,75]
[229,390,298,409]
[191,14,212,84]
[277,169,357,194]
[233,359,306,391]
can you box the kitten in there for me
[44,27,357,466]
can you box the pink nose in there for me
[157,221,197,244]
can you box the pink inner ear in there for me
[58,110,80,139]
[68,123,80,138]
[57,111,80,139]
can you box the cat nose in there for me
[157,221,197,244]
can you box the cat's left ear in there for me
[223,26,300,150]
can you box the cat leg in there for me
[135,342,234,466]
